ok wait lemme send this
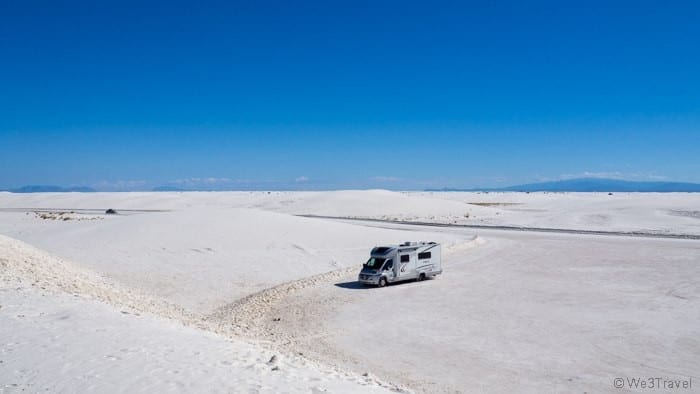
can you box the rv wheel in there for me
[378,277,387,287]
[417,273,426,282]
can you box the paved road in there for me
[298,214,700,240]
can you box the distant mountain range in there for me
[152,185,186,192]
[3,185,97,193]
[4,178,700,193]
[429,178,700,192]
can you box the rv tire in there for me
[417,273,426,282]
[378,277,387,287]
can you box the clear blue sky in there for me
[1,0,698,190]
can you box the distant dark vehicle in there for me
[105,209,118,214]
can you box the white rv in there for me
[358,242,442,287]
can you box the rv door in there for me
[398,252,416,281]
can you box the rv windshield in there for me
[363,257,385,271]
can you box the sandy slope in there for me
[1,286,392,393]
[0,234,394,393]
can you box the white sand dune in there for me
[2,190,697,235]
[251,189,500,220]
[0,198,471,313]
[422,191,700,235]
[253,190,700,235]
[1,191,699,393]
[0,236,392,393]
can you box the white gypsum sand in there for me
[1,190,698,393]
[0,234,396,393]
[261,229,700,393]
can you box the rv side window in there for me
[400,255,410,263]
[385,259,393,270]
[418,252,431,260]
